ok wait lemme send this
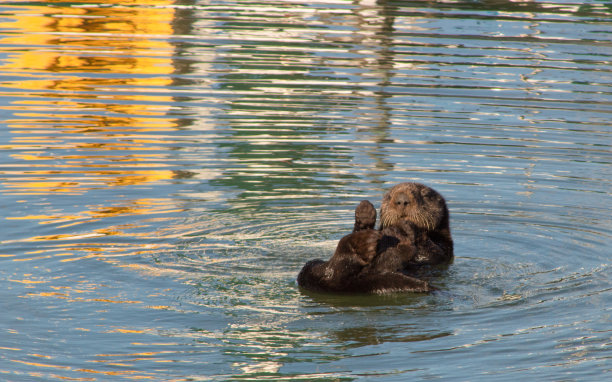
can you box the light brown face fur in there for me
[379,183,448,231]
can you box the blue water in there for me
[0,1,610,381]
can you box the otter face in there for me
[379,183,447,231]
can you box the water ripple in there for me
[0,0,610,381]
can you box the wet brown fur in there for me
[297,200,432,294]
[354,200,376,232]
[297,184,453,294]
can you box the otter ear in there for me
[421,188,435,199]
[382,191,391,202]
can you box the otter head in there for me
[379,183,448,232]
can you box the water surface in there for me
[1,1,611,381]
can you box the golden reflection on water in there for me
[5,198,182,243]
[1,7,185,377]
[0,0,179,197]
[0,7,186,344]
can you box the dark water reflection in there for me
[1,0,611,380]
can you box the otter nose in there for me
[396,195,409,206]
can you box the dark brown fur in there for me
[354,200,376,232]
[297,200,432,294]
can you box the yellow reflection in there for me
[6,198,182,229]
[11,360,70,370]
[74,369,153,379]
[107,329,149,334]
[9,279,47,284]
[0,346,21,351]
[0,0,180,196]
[4,170,177,195]
[24,290,144,305]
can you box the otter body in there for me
[296,229,431,294]
[297,199,432,294]
[297,184,453,295]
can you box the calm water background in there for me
[1,0,611,380]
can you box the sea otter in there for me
[378,182,453,266]
[297,200,432,294]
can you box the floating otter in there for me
[379,182,453,266]
[297,200,432,294]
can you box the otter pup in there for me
[297,200,432,294]
[379,182,453,266]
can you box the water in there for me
[1,0,610,380]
